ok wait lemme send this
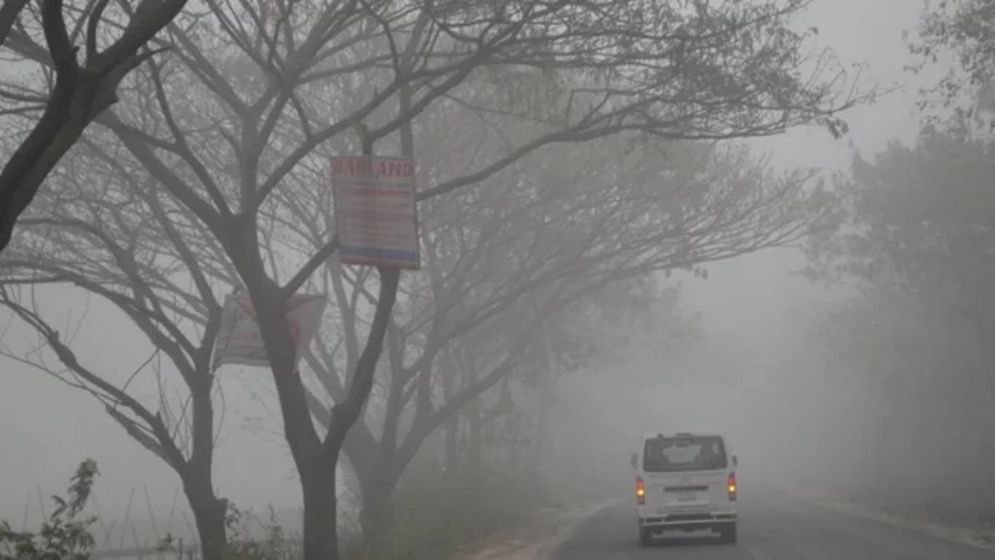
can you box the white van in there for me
[630,432,738,545]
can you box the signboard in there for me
[211,293,327,369]
[331,155,420,269]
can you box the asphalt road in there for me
[552,492,993,560]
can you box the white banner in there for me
[332,155,421,269]
[212,293,327,369]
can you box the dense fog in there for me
[1,1,994,559]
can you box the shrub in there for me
[0,459,99,560]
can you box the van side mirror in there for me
[630,452,638,469]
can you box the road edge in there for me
[787,487,995,552]
[450,499,618,560]
[535,500,620,559]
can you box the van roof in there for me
[640,431,727,440]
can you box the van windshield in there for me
[643,436,727,472]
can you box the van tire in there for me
[639,527,653,547]
[718,523,737,544]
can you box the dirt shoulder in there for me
[449,501,616,560]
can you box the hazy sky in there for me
[0,0,939,525]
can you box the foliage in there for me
[157,503,300,560]
[340,468,547,560]
[223,504,299,560]
[0,459,99,560]
[808,128,995,318]
[914,0,995,124]
[804,126,995,524]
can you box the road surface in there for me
[552,492,993,560]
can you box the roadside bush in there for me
[341,470,550,560]
[0,459,99,560]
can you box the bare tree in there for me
[298,132,831,541]
[0,0,188,254]
[1,1,864,558]
[0,136,233,559]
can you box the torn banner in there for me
[212,293,326,369]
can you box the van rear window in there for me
[643,436,727,472]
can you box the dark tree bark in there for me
[0,0,187,254]
[180,466,228,560]
[357,468,397,545]
[0,0,29,46]
[254,260,399,560]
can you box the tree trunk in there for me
[444,414,460,474]
[292,265,398,560]
[529,370,554,483]
[358,472,396,546]
[971,313,995,406]
[180,469,228,560]
[301,456,338,560]
[968,313,995,469]
[442,362,460,473]
[467,403,483,473]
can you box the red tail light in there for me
[727,472,737,501]
[636,476,646,505]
